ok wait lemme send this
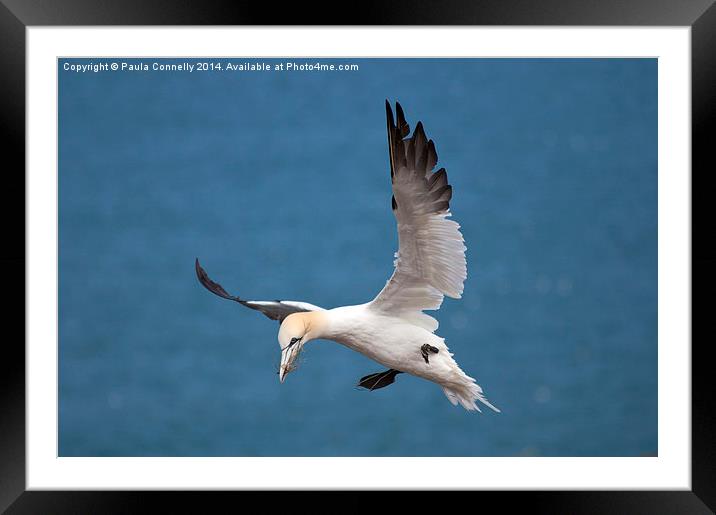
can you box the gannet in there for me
[196,101,499,412]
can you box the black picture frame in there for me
[2,1,713,512]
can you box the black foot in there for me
[357,369,402,391]
[421,344,439,364]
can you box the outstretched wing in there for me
[369,101,467,332]
[195,259,324,322]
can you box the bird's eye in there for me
[286,336,302,350]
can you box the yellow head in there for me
[277,312,326,383]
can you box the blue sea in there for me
[58,58,657,457]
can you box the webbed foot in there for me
[357,369,402,391]
[421,344,439,364]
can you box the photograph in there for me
[58,56,657,458]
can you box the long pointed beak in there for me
[279,360,289,383]
[279,345,297,383]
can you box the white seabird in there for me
[196,101,499,412]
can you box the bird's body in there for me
[307,304,441,375]
[291,305,497,411]
[196,101,499,412]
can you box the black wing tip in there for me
[384,102,453,215]
[395,101,405,121]
[195,257,205,280]
[195,258,242,302]
[385,99,395,128]
[395,103,409,138]
[386,100,409,135]
[195,258,214,287]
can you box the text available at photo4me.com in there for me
[62,60,361,74]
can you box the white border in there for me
[27,27,691,490]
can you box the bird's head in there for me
[277,312,325,383]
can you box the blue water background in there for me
[58,58,657,456]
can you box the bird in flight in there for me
[196,101,499,412]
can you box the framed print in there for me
[3,0,714,512]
